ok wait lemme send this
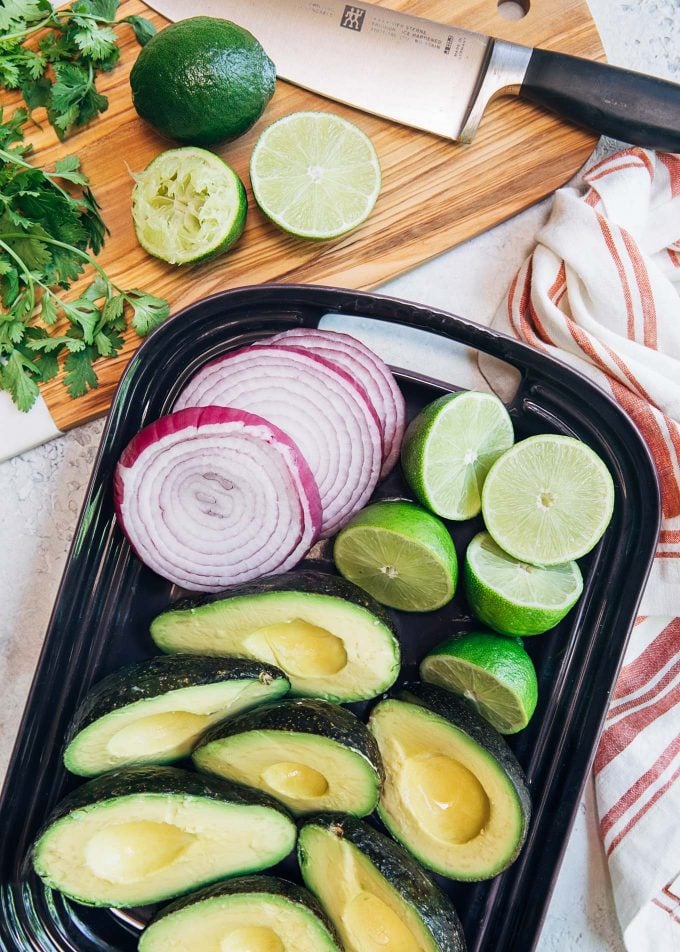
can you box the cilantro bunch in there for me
[0,0,155,139]
[0,108,169,411]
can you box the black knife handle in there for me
[519,48,680,152]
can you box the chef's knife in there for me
[144,0,680,150]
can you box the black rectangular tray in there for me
[0,284,660,952]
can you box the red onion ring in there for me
[267,327,405,478]
[114,406,322,592]
[174,344,382,536]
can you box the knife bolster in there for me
[458,40,532,143]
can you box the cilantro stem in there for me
[0,14,55,43]
[0,231,105,270]
[0,232,112,305]
[0,236,36,315]
[0,10,123,43]
[0,146,76,207]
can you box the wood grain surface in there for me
[9,0,604,430]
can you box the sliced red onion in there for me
[175,345,382,537]
[266,327,406,478]
[114,406,322,592]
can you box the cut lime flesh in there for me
[465,531,583,636]
[333,501,457,612]
[249,111,381,240]
[401,390,514,520]
[421,632,538,734]
[481,435,615,565]
[132,147,247,265]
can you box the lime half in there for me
[249,111,381,239]
[401,390,514,520]
[482,435,615,565]
[132,147,247,265]
[333,500,457,612]
[465,531,583,636]
[420,631,538,734]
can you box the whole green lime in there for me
[130,17,276,146]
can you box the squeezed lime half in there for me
[132,147,247,265]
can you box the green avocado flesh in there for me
[32,771,296,907]
[64,659,290,777]
[150,582,400,702]
[194,732,379,818]
[369,695,530,880]
[193,698,382,817]
[298,818,466,952]
[140,877,341,952]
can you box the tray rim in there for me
[0,282,661,952]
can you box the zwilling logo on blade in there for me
[341,5,366,30]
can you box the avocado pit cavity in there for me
[107,711,213,757]
[401,753,490,844]
[262,762,329,799]
[247,619,348,678]
[85,821,196,883]
[220,926,284,952]
[343,890,417,952]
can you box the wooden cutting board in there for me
[13,0,604,431]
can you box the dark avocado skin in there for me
[195,698,384,783]
[156,569,398,637]
[396,682,532,847]
[34,765,294,836]
[64,655,289,742]
[299,813,467,952]
[145,874,342,947]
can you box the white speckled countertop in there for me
[1,1,678,948]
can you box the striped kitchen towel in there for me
[486,149,680,951]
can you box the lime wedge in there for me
[132,147,247,265]
[249,111,381,239]
[401,390,514,520]
[481,435,615,565]
[420,632,538,734]
[333,500,457,612]
[465,531,583,636]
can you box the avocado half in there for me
[298,813,467,952]
[150,570,401,702]
[140,875,341,952]
[368,682,531,881]
[32,766,296,907]
[63,655,290,776]
[193,697,384,817]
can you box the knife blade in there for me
[143,0,680,151]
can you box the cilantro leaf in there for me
[54,155,89,187]
[125,291,171,336]
[121,15,155,47]
[2,0,153,138]
[21,75,51,112]
[40,290,57,324]
[72,24,118,62]
[0,110,169,412]
[63,344,99,397]
[71,0,119,20]
[0,0,50,34]
[2,349,39,412]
